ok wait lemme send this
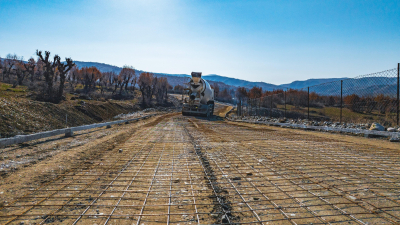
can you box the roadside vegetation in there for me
[0,50,173,137]
[235,86,399,126]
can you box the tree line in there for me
[0,51,170,106]
[235,86,398,115]
[212,83,234,103]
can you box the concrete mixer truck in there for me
[182,72,215,117]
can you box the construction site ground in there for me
[1,103,400,225]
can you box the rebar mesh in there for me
[2,115,400,224]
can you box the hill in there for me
[73,61,126,74]
[202,75,279,90]
[73,61,351,91]
[72,61,399,97]
[73,61,236,90]
[279,78,346,89]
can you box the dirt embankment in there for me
[0,97,144,138]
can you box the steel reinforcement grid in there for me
[1,115,400,224]
[237,64,400,127]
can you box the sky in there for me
[0,0,399,85]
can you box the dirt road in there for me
[1,105,400,224]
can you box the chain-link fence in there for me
[237,64,400,127]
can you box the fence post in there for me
[250,98,252,116]
[256,98,258,116]
[249,98,251,116]
[250,99,253,116]
[307,87,310,120]
[241,99,243,117]
[66,114,68,128]
[270,95,273,117]
[254,98,258,116]
[397,63,399,126]
[245,98,247,116]
[284,90,287,118]
[340,80,343,124]
[237,100,240,117]
[248,99,250,116]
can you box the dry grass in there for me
[0,82,144,138]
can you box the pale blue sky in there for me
[0,0,399,84]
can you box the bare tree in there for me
[112,72,123,95]
[98,72,107,95]
[36,50,74,102]
[2,54,18,82]
[154,77,169,104]
[55,56,75,100]
[130,72,137,92]
[36,50,58,99]
[103,71,116,91]
[138,72,154,107]
[14,59,26,87]
[213,83,220,98]
[34,58,45,81]
[24,57,36,82]
[118,66,135,95]
[67,65,78,92]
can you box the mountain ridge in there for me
[73,61,349,91]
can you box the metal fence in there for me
[237,63,400,127]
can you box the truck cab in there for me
[182,72,214,117]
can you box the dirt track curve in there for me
[1,105,400,224]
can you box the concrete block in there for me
[65,128,73,137]
[389,137,399,142]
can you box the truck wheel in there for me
[207,104,213,118]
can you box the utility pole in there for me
[340,80,343,124]
[307,87,310,120]
[397,63,399,126]
[270,96,273,117]
[284,90,287,118]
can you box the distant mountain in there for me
[3,58,394,97]
[72,61,235,90]
[279,78,346,89]
[73,61,350,90]
[72,61,324,90]
[202,75,279,90]
[73,61,126,74]
[72,61,396,97]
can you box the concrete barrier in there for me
[0,114,156,148]
[65,128,73,137]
